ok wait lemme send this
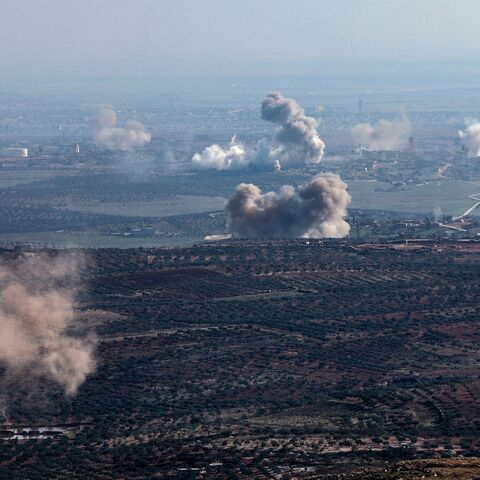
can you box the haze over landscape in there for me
[2,1,480,479]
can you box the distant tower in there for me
[358,99,363,122]
[408,136,415,153]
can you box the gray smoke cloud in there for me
[351,116,411,151]
[192,93,325,170]
[260,92,325,164]
[92,108,151,151]
[225,173,351,238]
[0,254,96,397]
[458,118,480,157]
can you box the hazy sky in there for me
[1,0,479,77]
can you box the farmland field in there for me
[348,179,480,216]
[3,240,480,479]
[0,170,61,187]
[0,231,199,248]
[60,195,226,217]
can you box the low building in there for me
[1,147,28,158]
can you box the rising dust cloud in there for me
[91,108,151,151]
[225,173,351,239]
[0,254,96,397]
[352,116,411,151]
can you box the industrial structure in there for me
[408,136,415,152]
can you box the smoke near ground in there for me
[91,108,151,151]
[458,118,480,157]
[0,254,96,397]
[225,173,350,238]
[192,93,325,170]
[192,136,248,170]
[351,116,411,151]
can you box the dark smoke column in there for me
[225,173,351,239]
[192,92,325,170]
[260,92,325,165]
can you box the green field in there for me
[0,231,200,248]
[57,180,480,219]
[348,179,480,216]
[0,170,60,188]
[61,195,226,217]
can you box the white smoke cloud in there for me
[91,108,151,151]
[352,116,411,151]
[225,173,350,238]
[192,93,325,171]
[0,254,96,397]
[458,118,480,157]
[192,136,249,170]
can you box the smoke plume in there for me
[352,116,411,151]
[458,118,480,157]
[225,173,350,238]
[261,92,325,164]
[192,136,248,170]
[192,93,325,170]
[91,108,151,151]
[0,254,96,397]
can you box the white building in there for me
[0,147,28,158]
